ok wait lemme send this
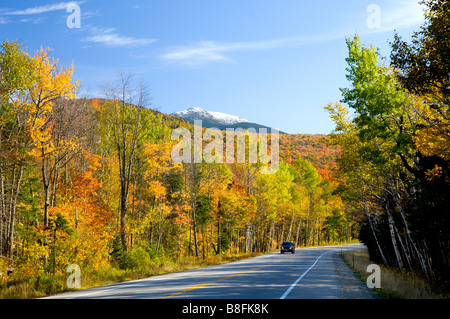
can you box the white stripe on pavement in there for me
[280,251,328,299]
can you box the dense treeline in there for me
[279,134,339,178]
[326,0,449,284]
[0,42,353,281]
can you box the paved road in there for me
[45,244,377,299]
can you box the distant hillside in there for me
[168,108,339,176]
[91,98,192,131]
[279,134,339,177]
[89,99,337,176]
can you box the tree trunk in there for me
[191,199,199,258]
[287,215,294,242]
[0,171,4,256]
[388,177,430,278]
[42,151,50,228]
[7,165,24,261]
[156,202,163,255]
[295,217,302,247]
[385,201,403,270]
[120,180,128,251]
[363,194,388,266]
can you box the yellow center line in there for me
[162,252,304,299]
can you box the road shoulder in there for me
[333,251,381,299]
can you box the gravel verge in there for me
[333,251,382,299]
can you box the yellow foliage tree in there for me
[16,47,79,226]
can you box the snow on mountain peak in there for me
[208,110,250,125]
[172,107,250,125]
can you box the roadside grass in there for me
[0,252,263,299]
[341,248,449,299]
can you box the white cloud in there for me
[160,32,343,65]
[382,0,425,30]
[161,41,234,64]
[19,17,44,24]
[160,0,427,66]
[5,1,85,15]
[83,27,156,47]
[363,0,425,34]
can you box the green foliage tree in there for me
[326,0,450,281]
[0,41,36,260]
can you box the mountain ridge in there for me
[171,107,287,134]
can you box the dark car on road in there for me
[280,241,295,254]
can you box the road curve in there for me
[44,244,377,299]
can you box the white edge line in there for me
[280,251,328,299]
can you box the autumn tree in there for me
[390,0,450,280]
[0,41,35,260]
[20,47,78,227]
[101,72,155,251]
[327,17,450,281]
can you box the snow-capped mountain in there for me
[172,107,250,126]
[171,107,286,133]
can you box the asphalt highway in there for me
[45,244,375,299]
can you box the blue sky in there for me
[1,0,426,134]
